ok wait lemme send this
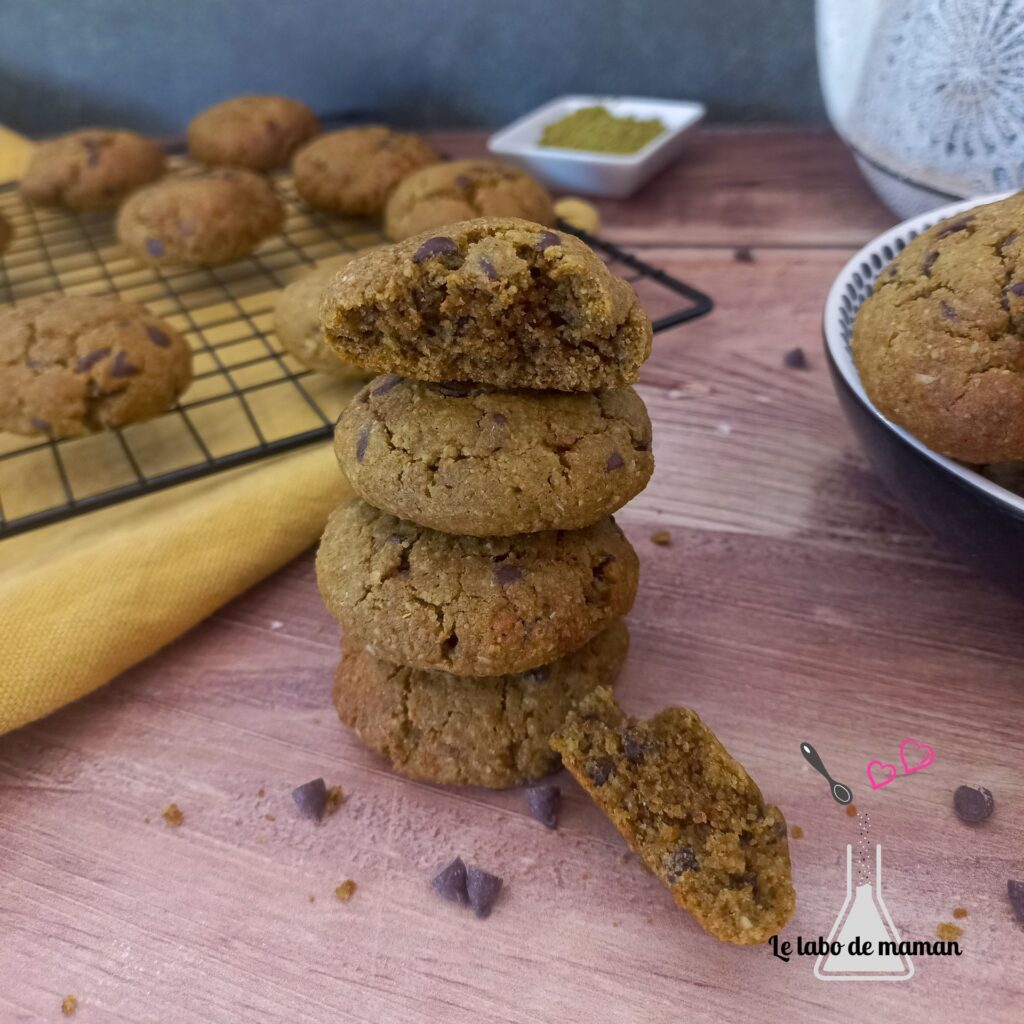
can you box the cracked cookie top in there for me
[853,193,1024,463]
[0,294,193,438]
[21,129,166,212]
[333,620,628,788]
[335,374,653,535]
[319,217,653,391]
[316,497,639,677]
[384,159,554,240]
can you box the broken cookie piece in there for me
[550,687,796,945]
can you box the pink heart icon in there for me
[867,760,898,790]
[899,738,935,774]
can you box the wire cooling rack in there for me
[0,158,712,539]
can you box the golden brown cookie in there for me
[292,126,440,216]
[0,294,192,437]
[551,688,796,945]
[20,129,165,211]
[335,375,653,534]
[188,95,319,172]
[384,159,554,241]
[319,217,653,391]
[316,498,638,677]
[853,193,1024,463]
[334,620,628,788]
[116,169,284,266]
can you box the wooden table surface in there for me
[2,128,1022,1023]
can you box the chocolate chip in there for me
[370,374,402,396]
[953,785,994,823]
[605,451,624,472]
[1008,879,1024,924]
[783,347,808,369]
[110,351,139,378]
[940,300,958,320]
[146,238,165,258]
[29,417,50,432]
[1010,282,1024,297]
[494,564,524,586]
[664,846,699,882]
[922,250,939,276]
[529,664,549,682]
[454,174,473,189]
[412,235,458,263]
[633,438,650,451]
[435,380,473,397]
[622,735,646,765]
[466,865,503,919]
[536,230,561,252]
[936,216,974,238]
[432,857,469,905]
[291,777,328,820]
[478,257,498,281]
[526,785,560,829]
[733,246,754,263]
[355,425,370,463]
[585,756,614,786]
[75,347,111,373]
[145,325,170,348]
[491,412,509,427]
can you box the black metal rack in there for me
[0,161,712,539]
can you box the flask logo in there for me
[814,844,914,982]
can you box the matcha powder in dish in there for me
[539,106,666,154]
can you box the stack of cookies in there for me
[315,217,654,788]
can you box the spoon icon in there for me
[800,741,853,805]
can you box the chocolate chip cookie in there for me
[335,375,653,534]
[292,126,439,216]
[319,218,653,391]
[334,620,628,788]
[853,193,1024,463]
[0,294,192,437]
[551,688,796,945]
[274,253,375,377]
[20,129,165,211]
[188,94,319,172]
[316,498,638,676]
[384,159,554,241]
[116,169,284,266]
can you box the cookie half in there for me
[335,620,629,788]
[336,375,653,534]
[384,159,554,241]
[0,294,192,437]
[551,688,796,945]
[188,95,319,172]
[319,217,652,391]
[316,498,638,677]
[116,169,284,266]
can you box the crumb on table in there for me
[161,803,184,827]
[61,995,77,1016]
[790,825,804,839]
[650,530,672,546]
[937,922,963,942]
[953,906,968,919]
[335,879,357,902]
[325,785,345,815]
[846,804,857,817]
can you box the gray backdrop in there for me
[0,0,824,137]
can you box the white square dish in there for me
[487,94,705,199]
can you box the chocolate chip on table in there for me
[292,777,328,820]
[536,230,561,252]
[585,756,614,786]
[76,348,110,373]
[432,856,469,905]
[953,784,994,823]
[526,785,560,829]
[493,564,524,586]
[412,235,458,263]
[783,347,808,369]
[110,351,139,378]
[1008,880,1024,924]
[146,325,171,348]
[466,865,503,919]
[371,374,402,396]
[605,451,625,471]
[355,425,370,463]
[664,846,699,882]
[146,238,165,258]
[435,380,473,397]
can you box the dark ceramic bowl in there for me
[824,192,1024,599]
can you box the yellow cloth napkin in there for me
[0,126,360,735]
